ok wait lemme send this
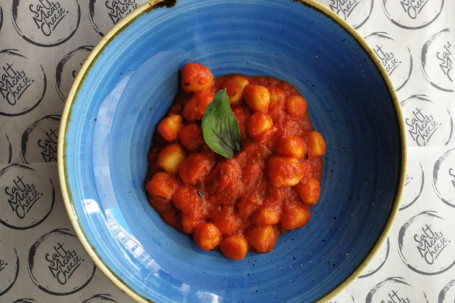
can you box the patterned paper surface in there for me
[0,1,453,302]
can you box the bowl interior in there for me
[62,0,404,302]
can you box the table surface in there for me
[0,1,454,302]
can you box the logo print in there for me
[0,164,55,230]
[399,0,429,19]
[400,95,453,147]
[0,241,19,296]
[438,279,455,302]
[29,0,68,37]
[28,229,96,295]
[433,148,455,207]
[0,49,46,116]
[366,277,428,303]
[324,0,373,29]
[0,6,3,31]
[398,211,455,275]
[382,0,444,29]
[0,62,32,106]
[89,0,143,36]
[401,160,423,210]
[55,46,93,101]
[0,134,12,164]
[422,28,453,92]
[5,175,43,220]
[46,242,84,285]
[21,115,60,163]
[359,237,390,278]
[12,0,80,47]
[82,294,119,303]
[414,223,450,265]
[364,32,412,91]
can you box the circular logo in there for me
[0,49,47,116]
[21,115,60,163]
[364,32,412,91]
[439,279,455,302]
[398,211,455,275]
[56,46,93,101]
[401,159,424,210]
[327,291,355,303]
[433,148,455,207]
[0,163,55,230]
[366,277,427,302]
[12,0,80,47]
[82,294,119,303]
[89,0,142,36]
[421,28,453,92]
[28,228,96,295]
[382,0,444,30]
[321,0,373,29]
[359,237,390,278]
[0,134,12,164]
[401,95,453,147]
[0,5,3,32]
[0,240,19,296]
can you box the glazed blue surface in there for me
[63,0,403,302]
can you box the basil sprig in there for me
[201,89,242,158]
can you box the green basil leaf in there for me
[202,89,242,158]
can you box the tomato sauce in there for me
[145,63,325,260]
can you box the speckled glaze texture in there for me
[59,0,405,302]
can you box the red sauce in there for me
[145,63,325,260]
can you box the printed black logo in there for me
[405,107,441,146]
[449,168,455,188]
[106,0,139,24]
[400,95,453,147]
[12,0,80,47]
[82,294,119,303]
[365,32,412,91]
[46,242,84,285]
[382,0,444,30]
[433,148,455,207]
[374,44,401,75]
[437,42,452,81]
[0,63,33,106]
[38,128,58,162]
[382,289,410,303]
[329,0,360,19]
[0,241,19,296]
[0,164,54,230]
[438,279,455,302]
[398,211,455,275]
[55,46,93,101]
[0,259,7,271]
[401,161,423,210]
[399,0,429,20]
[30,0,68,37]
[325,0,373,29]
[89,0,145,36]
[5,175,44,219]
[28,229,96,295]
[422,29,453,92]
[366,277,428,303]
[0,50,46,117]
[414,224,450,265]
[21,115,60,163]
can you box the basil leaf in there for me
[202,89,242,158]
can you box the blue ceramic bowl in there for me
[58,0,406,302]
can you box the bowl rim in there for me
[57,0,407,302]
